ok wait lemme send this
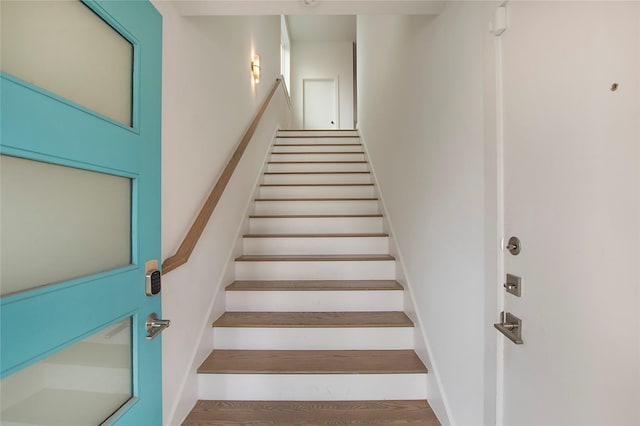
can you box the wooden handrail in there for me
[162,78,289,274]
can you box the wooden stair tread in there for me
[243,233,388,238]
[235,254,395,262]
[254,197,378,201]
[277,135,360,138]
[264,171,371,175]
[279,129,358,131]
[274,143,362,147]
[197,350,427,374]
[268,161,367,164]
[272,151,364,155]
[250,214,382,218]
[260,183,374,187]
[226,280,403,291]
[213,311,413,328]
[182,400,440,425]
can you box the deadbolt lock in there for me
[506,236,521,255]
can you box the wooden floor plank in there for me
[271,151,365,155]
[268,161,368,164]
[225,280,404,291]
[235,255,395,262]
[263,172,371,175]
[182,400,440,425]
[259,183,375,187]
[213,312,414,328]
[249,214,383,218]
[254,197,378,201]
[274,143,362,147]
[242,233,389,238]
[276,135,360,138]
[197,350,427,374]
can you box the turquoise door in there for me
[0,1,163,424]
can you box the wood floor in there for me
[182,400,440,425]
[213,311,413,328]
[225,280,403,291]
[197,350,427,375]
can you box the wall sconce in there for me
[251,54,261,83]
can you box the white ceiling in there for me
[287,15,356,42]
[172,1,445,17]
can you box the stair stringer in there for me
[358,132,452,426]
[164,129,280,426]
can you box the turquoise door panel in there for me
[0,0,162,424]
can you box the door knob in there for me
[146,313,170,340]
[494,311,523,344]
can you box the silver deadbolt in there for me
[506,236,521,255]
[146,313,170,340]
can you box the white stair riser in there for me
[243,236,389,255]
[268,162,369,173]
[272,145,363,153]
[225,290,404,312]
[277,130,359,136]
[212,327,413,350]
[249,216,383,234]
[263,173,372,185]
[254,200,379,215]
[259,185,375,199]
[270,153,366,162]
[198,373,427,401]
[235,260,396,281]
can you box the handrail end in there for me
[162,253,188,275]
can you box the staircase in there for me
[182,130,439,425]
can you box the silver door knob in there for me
[494,311,523,344]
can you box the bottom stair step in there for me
[196,350,428,401]
[182,400,440,425]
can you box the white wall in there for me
[291,41,354,129]
[152,4,290,424]
[357,5,498,425]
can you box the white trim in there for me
[494,25,506,426]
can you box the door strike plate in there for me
[494,311,523,344]
[504,273,522,297]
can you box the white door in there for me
[499,2,639,425]
[303,78,338,129]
